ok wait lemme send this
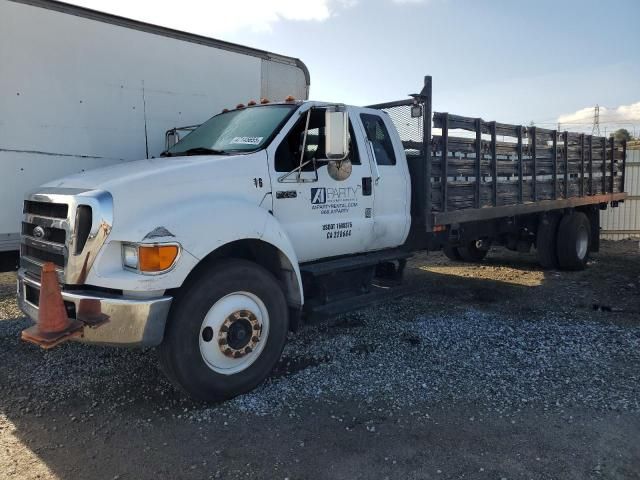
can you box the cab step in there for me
[304,281,428,322]
[300,248,411,276]
[300,248,411,317]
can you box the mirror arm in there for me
[278,158,318,183]
[368,141,382,185]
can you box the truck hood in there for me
[42,154,263,193]
[41,152,271,236]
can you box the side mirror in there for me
[165,129,180,150]
[325,106,348,160]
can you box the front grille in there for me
[22,222,66,244]
[21,244,65,268]
[21,198,73,279]
[20,190,110,285]
[24,200,68,218]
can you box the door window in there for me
[360,113,396,166]
[275,108,360,172]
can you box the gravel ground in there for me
[1,240,639,479]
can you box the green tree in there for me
[610,128,632,142]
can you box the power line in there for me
[535,121,640,125]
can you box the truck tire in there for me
[443,245,462,261]
[158,258,289,401]
[536,213,561,269]
[457,241,488,262]
[556,212,591,271]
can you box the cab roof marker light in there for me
[284,95,295,102]
[247,100,257,106]
[260,98,270,104]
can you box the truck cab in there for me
[17,99,412,400]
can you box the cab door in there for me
[356,109,411,250]
[266,105,375,263]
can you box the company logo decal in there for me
[310,186,360,215]
[311,188,326,205]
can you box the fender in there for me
[86,197,304,305]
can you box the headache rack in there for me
[368,76,627,232]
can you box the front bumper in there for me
[17,269,172,347]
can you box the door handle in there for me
[362,177,372,196]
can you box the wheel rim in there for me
[198,292,270,375]
[576,227,589,259]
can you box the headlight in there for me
[122,243,180,274]
[122,244,139,270]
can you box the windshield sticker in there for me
[230,136,264,145]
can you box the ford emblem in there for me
[33,226,46,239]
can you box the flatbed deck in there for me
[369,76,627,231]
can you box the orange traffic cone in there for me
[77,298,109,327]
[21,262,84,349]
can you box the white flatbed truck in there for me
[17,76,627,401]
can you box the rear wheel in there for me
[443,245,462,261]
[159,259,289,401]
[536,213,561,269]
[556,212,591,271]
[457,240,488,262]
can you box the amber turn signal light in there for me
[138,245,179,272]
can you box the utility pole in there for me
[592,104,600,136]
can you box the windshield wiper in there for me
[178,147,228,156]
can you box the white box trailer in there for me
[0,0,309,253]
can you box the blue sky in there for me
[70,0,640,135]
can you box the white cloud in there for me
[558,102,640,125]
[67,0,425,36]
[68,0,356,35]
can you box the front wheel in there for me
[159,259,289,401]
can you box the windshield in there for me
[166,104,297,156]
